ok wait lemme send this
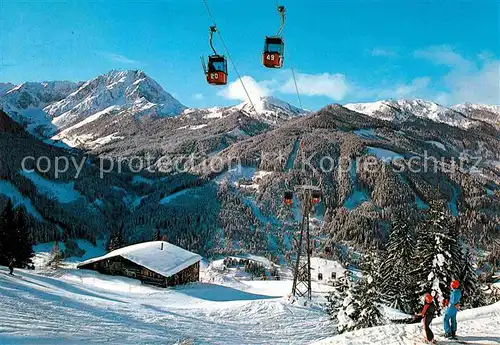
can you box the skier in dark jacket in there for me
[8,259,15,275]
[416,293,436,344]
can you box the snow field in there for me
[0,265,335,345]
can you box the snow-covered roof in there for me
[77,241,201,278]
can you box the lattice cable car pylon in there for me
[285,185,321,301]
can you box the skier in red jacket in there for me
[415,293,437,344]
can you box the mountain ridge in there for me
[1,70,498,136]
[344,99,499,129]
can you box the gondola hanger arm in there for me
[276,5,286,37]
[209,25,218,55]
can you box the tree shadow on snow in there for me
[457,335,500,342]
[175,283,280,302]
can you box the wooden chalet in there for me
[77,241,201,287]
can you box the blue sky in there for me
[1,0,499,109]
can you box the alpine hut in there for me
[77,241,201,287]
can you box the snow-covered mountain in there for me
[0,82,15,97]
[344,99,480,129]
[0,81,79,111]
[181,96,307,125]
[234,96,308,124]
[0,70,186,136]
[0,81,80,133]
[45,70,186,129]
[452,103,500,128]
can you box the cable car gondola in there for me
[311,190,321,204]
[263,6,285,69]
[283,190,293,205]
[202,26,228,85]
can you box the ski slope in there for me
[1,259,498,345]
[313,301,500,345]
[0,266,334,345]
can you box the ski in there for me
[1,272,23,279]
[440,335,468,344]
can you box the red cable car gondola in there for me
[202,26,228,85]
[311,190,321,204]
[263,6,285,69]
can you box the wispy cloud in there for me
[280,72,350,101]
[99,52,140,65]
[414,45,473,71]
[218,72,349,104]
[218,76,271,104]
[216,46,499,106]
[193,93,204,100]
[357,77,431,100]
[414,45,499,104]
[370,48,398,57]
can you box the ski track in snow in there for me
[353,128,381,140]
[0,267,334,345]
[343,160,370,210]
[366,147,404,162]
[20,170,82,204]
[285,139,301,172]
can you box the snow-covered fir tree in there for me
[326,270,353,320]
[11,207,34,268]
[459,248,486,309]
[107,222,125,252]
[445,219,463,282]
[337,260,384,333]
[411,202,462,308]
[379,214,417,313]
[49,241,63,269]
[0,200,34,268]
[356,274,384,329]
[153,229,161,241]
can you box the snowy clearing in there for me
[0,180,43,220]
[343,160,371,210]
[20,170,82,203]
[0,266,335,345]
[366,147,404,162]
[425,140,447,151]
[353,128,381,140]
[88,132,124,147]
[159,188,202,204]
[131,175,155,185]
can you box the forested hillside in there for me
[0,72,498,273]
